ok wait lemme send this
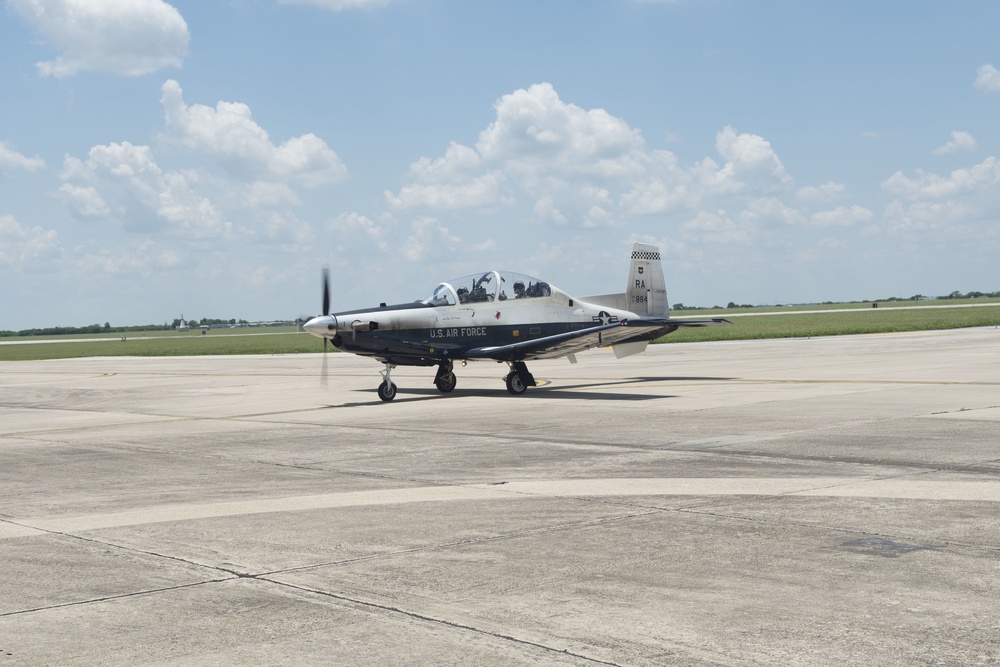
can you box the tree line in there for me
[674,289,1000,311]
[2,318,252,337]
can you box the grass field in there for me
[2,305,999,361]
[0,327,325,361]
[662,303,1000,343]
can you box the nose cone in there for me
[303,315,337,338]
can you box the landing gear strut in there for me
[504,361,536,396]
[377,363,397,402]
[434,361,457,393]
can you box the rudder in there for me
[626,243,668,316]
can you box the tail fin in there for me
[626,243,668,316]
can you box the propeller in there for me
[322,267,330,319]
[321,267,330,386]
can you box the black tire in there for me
[505,372,527,395]
[435,372,457,393]
[377,381,397,402]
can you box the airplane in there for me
[303,242,729,401]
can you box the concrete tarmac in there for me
[1,328,999,665]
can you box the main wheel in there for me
[505,372,527,395]
[435,372,457,393]
[377,381,397,402]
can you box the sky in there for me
[2,0,999,329]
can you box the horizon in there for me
[3,1,1000,330]
[6,288,999,334]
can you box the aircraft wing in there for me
[464,317,729,362]
[661,317,732,327]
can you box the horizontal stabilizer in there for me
[579,293,628,310]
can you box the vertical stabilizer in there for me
[626,243,668,316]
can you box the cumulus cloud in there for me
[76,238,190,276]
[682,209,753,245]
[0,141,45,175]
[809,205,874,228]
[61,141,232,238]
[883,199,973,234]
[974,64,1000,93]
[0,214,61,268]
[477,83,647,180]
[881,156,1000,235]
[402,217,461,262]
[386,172,506,211]
[739,197,805,227]
[160,80,347,187]
[714,125,790,188]
[932,130,977,156]
[796,182,844,202]
[882,157,1000,199]
[328,211,389,250]
[8,0,189,77]
[388,82,796,236]
[58,183,111,219]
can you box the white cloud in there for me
[278,0,391,10]
[477,83,647,180]
[59,183,111,219]
[386,171,506,211]
[224,182,301,210]
[809,205,874,228]
[240,210,313,246]
[883,199,972,235]
[932,130,977,156]
[61,141,232,238]
[796,182,845,202]
[880,156,1000,235]
[388,83,797,235]
[160,80,347,187]
[739,197,806,227]
[402,217,461,262]
[327,211,389,251]
[0,214,61,268]
[682,209,753,245]
[0,140,45,174]
[8,0,189,78]
[882,157,1000,199]
[796,236,844,262]
[713,125,791,190]
[75,238,191,276]
[532,196,568,225]
[974,64,1000,93]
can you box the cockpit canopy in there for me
[419,271,557,307]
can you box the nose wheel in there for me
[378,364,397,402]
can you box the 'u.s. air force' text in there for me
[429,327,488,338]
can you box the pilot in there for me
[513,281,525,298]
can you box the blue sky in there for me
[2,0,999,329]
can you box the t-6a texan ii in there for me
[304,242,729,402]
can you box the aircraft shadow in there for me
[324,375,732,406]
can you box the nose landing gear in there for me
[377,363,397,402]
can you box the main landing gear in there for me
[434,361,457,393]
[504,361,536,396]
[375,360,534,402]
